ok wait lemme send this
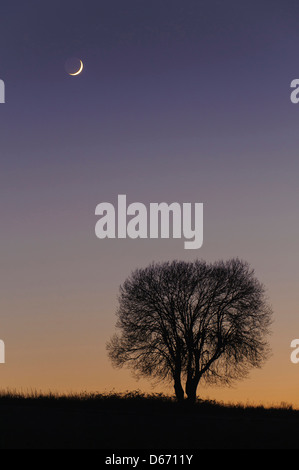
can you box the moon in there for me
[69,60,84,76]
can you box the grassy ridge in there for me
[0,390,295,412]
[0,391,297,449]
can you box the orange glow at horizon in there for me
[1,270,298,409]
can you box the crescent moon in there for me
[69,60,84,76]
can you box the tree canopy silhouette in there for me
[107,259,273,403]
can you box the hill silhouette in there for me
[0,391,298,449]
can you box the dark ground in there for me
[0,392,298,449]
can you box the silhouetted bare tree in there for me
[107,259,273,404]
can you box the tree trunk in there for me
[186,375,200,404]
[186,382,197,404]
[173,345,185,402]
[174,376,185,402]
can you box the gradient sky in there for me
[1,0,299,406]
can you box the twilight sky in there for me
[1,0,299,406]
